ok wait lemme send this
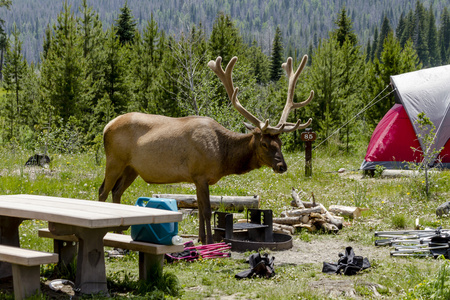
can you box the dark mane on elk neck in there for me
[99,55,314,244]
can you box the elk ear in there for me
[244,122,256,131]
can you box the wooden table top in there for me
[0,194,182,228]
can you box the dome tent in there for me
[361,65,450,171]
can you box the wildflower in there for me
[407,192,410,195]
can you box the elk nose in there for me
[275,162,287,173]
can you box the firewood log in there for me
[290,188,318,208]
[328,205,368,219]
[273,227,292,235]
[273,216,302,225]
[309,212,325,220]
[152,193,260,211]
[301,215,309,224]
[291,187,305,209]
[318,204,343,229]
[321,222,339,233]
[284,206,322,217]
[293,223,316,232]
[273,223,295,234]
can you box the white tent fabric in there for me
[390,65,450,161]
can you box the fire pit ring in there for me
[224,232,293,252]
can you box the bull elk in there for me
[99,55,314,244]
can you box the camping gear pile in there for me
[322,247,371,275]
[235,253,276,279]
[361,64,450,171]
[374,228,450,258]
[165,241,231,263]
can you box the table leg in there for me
[139,252,164,282]
[0,216,23,279]
[49,223,109,295]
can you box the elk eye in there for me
[261,141,269,149]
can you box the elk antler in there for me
[208,56,268,130]
[208,55,314,135]
[271,55,314,134]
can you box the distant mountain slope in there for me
[0,0,448,63]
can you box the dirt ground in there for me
[231,235,388,266]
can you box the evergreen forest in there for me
[0,0,449,156]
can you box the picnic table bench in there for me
[38,228,183,281]
[0,245,58,300]
[0,194,182,295]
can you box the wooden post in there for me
[301,128,316,177]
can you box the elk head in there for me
[208,55,314,173]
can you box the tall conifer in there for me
[439,8,450,64]
[3,24,28,140]
[114,1,137,45]
[334,7,357,46]
[270,26,283,82]
[427,5,439,66]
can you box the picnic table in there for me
[0,194,182,295]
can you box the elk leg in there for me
[195,181,213,244]
[99,162,126,202]
[111,166,138,204]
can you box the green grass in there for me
[1,145,450,298]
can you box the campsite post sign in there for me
[301,128,316,177]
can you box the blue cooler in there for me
[131,197,179,245]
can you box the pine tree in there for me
[3,24,28,141]
[40,1,85,123]
[333,6,357,47]
[427,5,440,67]
[42,25,52,60]
[157,34,181,117]
[208,12,242,65]
[0,0,11,81]
[102,25,128,115]
[439,7,450,64]
[367,32,421,126]
[365,39,371,62]
[129,14,160,113]
[371,27,378,61]
[376,15,392,60]
[413,0,429,65]
[339,38,366,152]
[400,11,414,48]
[114,1,137,45]
[0,0,11,33]
[0,28,6,81]
[249,40,269,84]
[396,13,406,40]
[78,0,106,140]
[270,26,284,82]
[307,36,342,140]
